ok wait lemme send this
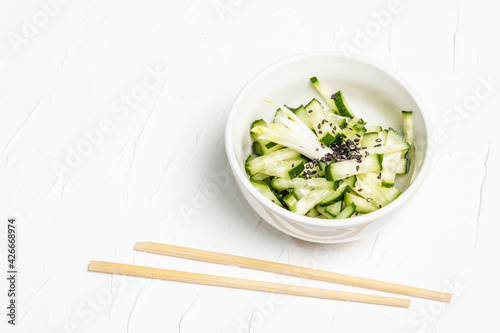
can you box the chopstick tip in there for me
[134,241,152,251]
[403,299,411,308]
[89,260,108,272]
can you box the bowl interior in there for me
[227,53,429,223]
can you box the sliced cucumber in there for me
[292,187,312,199]
[250,119,267,142]
[396,157,409,174]
[251,119,283,152]
[326,154,383,181]
[261,159,305,179]
[325,201,343,217]
[270,177,336,191]
[317,186,348,206]
[362,131,387,148]
[291,189,333,215]
[283,192,298,209]
[315,205,335,219]
[252,141,263,155]
[344,191,378,214]
[336,203,356,219]
[365,125,382,132]
[386,127,406,144]
[250,173,271,183]
[274,108,287,118]
[317,161,327,171]
[402,111,414,145]
[380,128,408,188]
[332,91,355,118]
[292,105,314,129]
[252,141,283,156]
[246,148,301,175]
[363,142,410,156]
[306,207,321,217]
[380,153,402,187]
[355,173,401,207]
[250,179,283,207]
[305,99,337,146]
[340,175,357,188]
[310,77,339,113]
[343,117,367,140]
[323,112,347,143]
[302,161,325,178]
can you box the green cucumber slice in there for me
[335,203,356,219]
[251,179,283,207]
[310,77,339,113]
[326,155,383,181]
[332,91,355,118]
[344,191,378,214]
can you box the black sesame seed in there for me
[291,164,295,167]
[356,134,361,138]
[317,124,321,129]
[308,110,313,113]
[377,175,381,179]
[354,138,360,142]
[319,131,322,134]
[379,204,382,208]
[356,165,360,171]
[358,189,363,192]
[374,144,381,147]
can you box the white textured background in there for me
[1,0,500,332]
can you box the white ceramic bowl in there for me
[225,52,432,243]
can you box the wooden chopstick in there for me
[134,241,451,303]
[88,261,410,307]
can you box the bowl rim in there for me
[225,51,434,228]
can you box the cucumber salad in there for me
[245,77,414,219]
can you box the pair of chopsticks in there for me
[89,242,452,308]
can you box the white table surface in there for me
[1,0,500,332]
